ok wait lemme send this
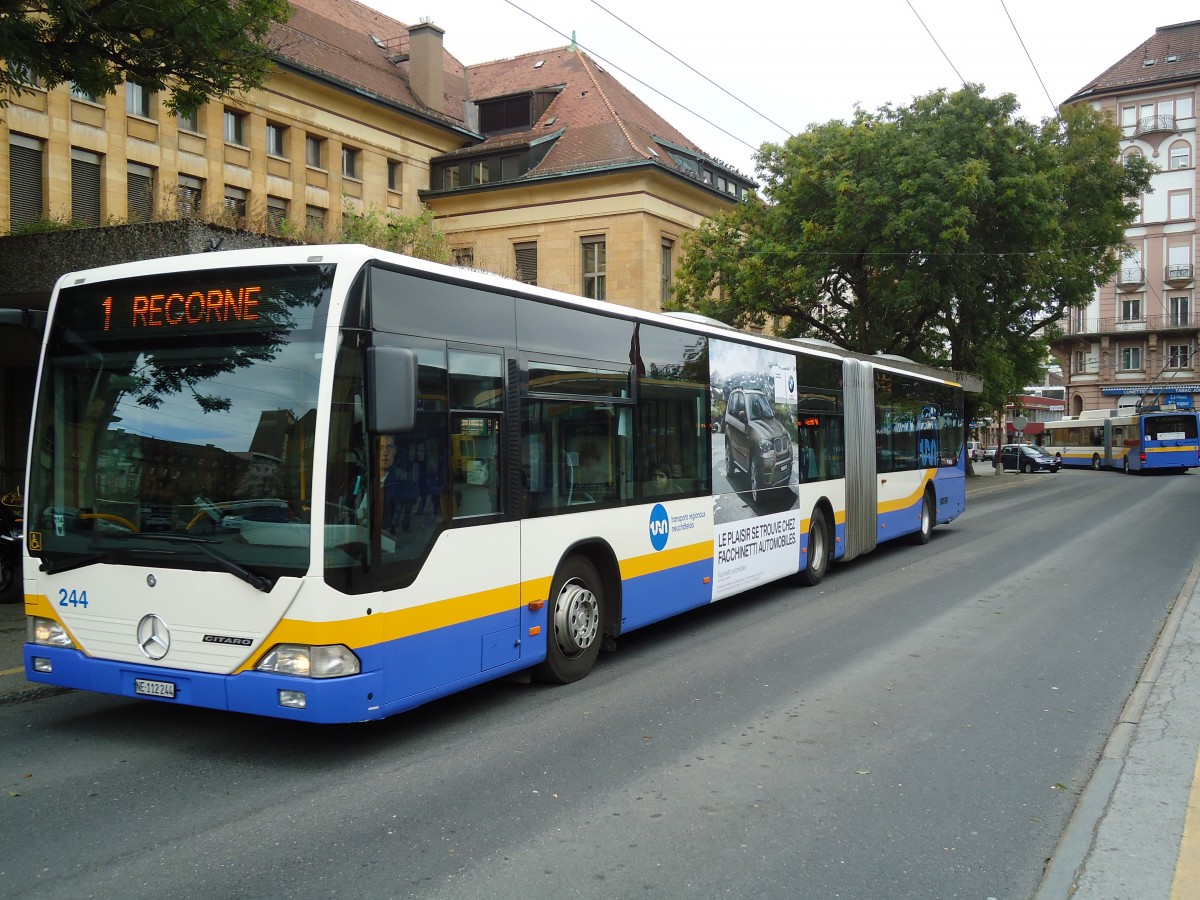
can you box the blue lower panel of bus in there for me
[26,611,535,724]
[620,556,715,632]
[23,644,393,723]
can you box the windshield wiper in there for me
[40,551,111,575]
[138,534,275,593]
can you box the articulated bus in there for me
[23,245,965,723]
[1042,408,1200,473]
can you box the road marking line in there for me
[1170,737,1200,899]
[0,665,25,676]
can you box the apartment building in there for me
[0,0,750,487]
[1051,20,1200,416]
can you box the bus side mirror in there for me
[367,347,417,433]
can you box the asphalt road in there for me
[1,467,1195,899]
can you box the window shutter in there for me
[8,138,44,228]
[515,242,538,284]
[71,150,101,226]
[127,164,154,223]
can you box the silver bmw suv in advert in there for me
[723,388,792,501]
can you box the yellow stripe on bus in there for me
[877,471,935,514]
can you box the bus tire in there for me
[535,556,604,684]
[910,492,934,545]
[797,509,831,586]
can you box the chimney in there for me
[408,21,445,112]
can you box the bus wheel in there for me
[535,556,604,684]
[1091,454,1101,470]
[909,493,934,545]
[797,510,830,586]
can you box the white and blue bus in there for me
[1042,408,1200,473]
[23,245,966,723]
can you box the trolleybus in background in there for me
[23,245,965,723]
[1043,408,1200,473]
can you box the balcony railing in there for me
[1117,265,1145,288]
[1137,114,1177,136]
[1062,312,1199,335]
[1166,264,1194,284]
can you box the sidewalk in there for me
[9,470,1191,898]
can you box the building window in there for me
[126,82,152,117]
[306,136,324,169]
[1074,350,1087,374]
[582,237,606,301]
[178,175,203,217]
[515,242,538,285]
[387,160,402,191]
[1120,346,1143,371]
[266,122,287,157]
[127,163,154,223]
[1167,344,1192,369]
[305,204,326,235]
[501,155,520,180]
[71,148,102,226]
[177,107,201,133]
[70,83,98,103]
[223,186,247,221]
[1170,142,1191,170]
[266,196,287,233]
[342,146,360,179]
[1169,189,1192,221]
[8,134,45,229]
[661,239,673,303]
[1120,296,1142,321]
[442,165,461,190]
[224,109,247,146]
[452,246,474,268]
[1170,295,1191,326]
[471,159,490,184]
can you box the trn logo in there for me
[648,503,670,551]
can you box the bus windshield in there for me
[27,264,333,578]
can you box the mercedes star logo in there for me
[136,614,171,660]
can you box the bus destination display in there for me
[101,284,263,333]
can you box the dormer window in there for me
[478,89,559,135]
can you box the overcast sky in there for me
[368,1,1198,179]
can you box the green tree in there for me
[673,85,1153,428]
[0,0,292,114]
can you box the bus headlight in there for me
[28,617,74,648]
[255,644,361,678]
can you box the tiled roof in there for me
[1066,19,1200,102]
[271,1,748,186]
[273,0,468,128]
[465,47,749,183]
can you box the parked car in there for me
[982,445,997,461]
[999,443,1060,473]
[723,387,792,501]
[966,440,983,461]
